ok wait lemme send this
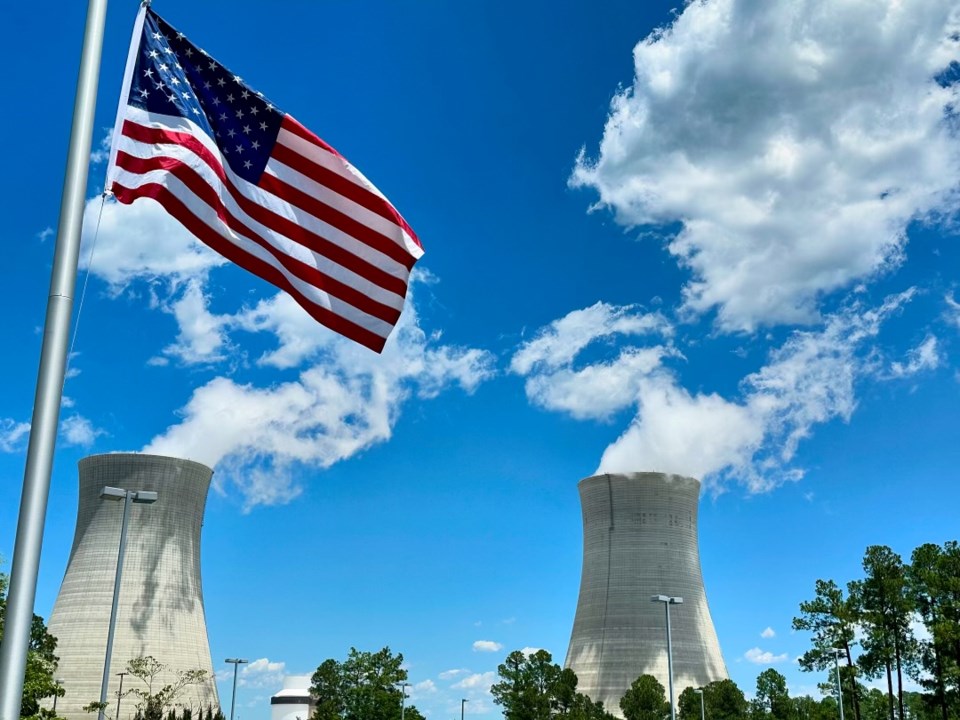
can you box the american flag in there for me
[106,7,424,353]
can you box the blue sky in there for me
[2,0,960,719]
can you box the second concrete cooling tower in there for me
[47,454,219,720]
[565,472,727,716]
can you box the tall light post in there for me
[461,698,468,720]
[52,679,63,716]
[651,595,683,720]
[694,688,705,720]
[116,671,127,720]
[225,658,248,720]
[98,487,158,720]
[834,650,845,720]
[397,682,410,720]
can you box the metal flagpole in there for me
[0,1,110,718]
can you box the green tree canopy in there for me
[309,647,422,720]
[792,579,862,720]
[906,542,960,720]
[620,675,668,720]
[752,669,793,720]
[854,545,916,720]
[490,649,615,720]
[702,680,749,720]
[677,688,703,720]
[0,563,64,720]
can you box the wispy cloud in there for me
[887,335,940,378]
[0,419,30,453]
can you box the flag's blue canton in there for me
[128,10,284,184]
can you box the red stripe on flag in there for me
[112,181,389,353]
[257,171,416,271]
[280,115,421,248]
[115,150,403,327]
[122,121,414,277]
[123,120,224,181]
[118,125,411,296]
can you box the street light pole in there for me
[834,650,845,720]
[52,680,62,716]
[461,698,468,720]
[652,595,683,720]
[98,488,158,720]
[695,688,705,720]
[398,682,410,720]
[225,658,248,720]
[116,671,127,720]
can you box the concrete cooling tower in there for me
[565,472,727,716]
[47,454,219,720]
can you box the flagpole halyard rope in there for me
[65,192,107,381]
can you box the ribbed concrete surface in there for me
[564,472,727,716]
[48,454,219,720]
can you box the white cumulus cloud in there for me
[412,679,437,696]
[82,196,226,289]
[452,671,497,690]
[158,278,231,365]
[238,658,287,689]
[60,414,106,447]
[600,292,916,490]
[517,291,917,491]
[143,285,495,510]
[472,640,503,653]
[745,647,789,664]
[761,627,776,639]
[511,302,671,374]
[511,302,675,421]
[571,0,960,331]
[80,191,495,511]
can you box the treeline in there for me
[793,542,960,720]
[155,707,224,720]
[488,652,945,720]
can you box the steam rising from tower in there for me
[565,472,727,716]
[48,454,219,720]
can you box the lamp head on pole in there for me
[133,491,158,504]
[651,595,684,604]
[99,487,158,504]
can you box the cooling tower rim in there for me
[578,471,700,490]
[78,452,214,476]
